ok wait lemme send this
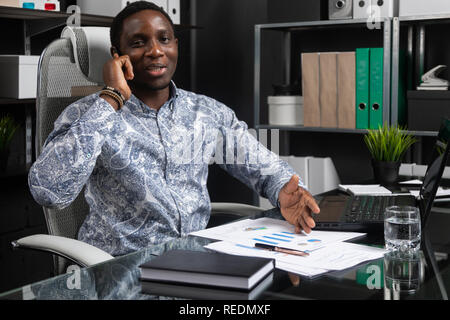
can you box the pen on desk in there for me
[254,242,309,257]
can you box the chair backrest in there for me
[36,26,111,274]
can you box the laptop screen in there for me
[419,118,450,226]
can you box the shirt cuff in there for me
[274,179,308,209]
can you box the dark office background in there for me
[0,0,447,293]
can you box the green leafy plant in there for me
[0,114,20,152]
[364,124,417,162]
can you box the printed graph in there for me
[246,227,324,251]
[252,231,296,245]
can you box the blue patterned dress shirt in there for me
[28,82,303,256]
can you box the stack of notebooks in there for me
[139,250,275,300]
[301,48,406,130]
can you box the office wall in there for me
[195,0,269,204]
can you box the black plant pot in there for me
[372,159,401,186]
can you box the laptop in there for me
[313,118,450,232]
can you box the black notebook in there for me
[141,272,274,300]
[139,250,274,290]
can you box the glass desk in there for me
[0,208,449,300]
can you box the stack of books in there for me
[139,249,275,300]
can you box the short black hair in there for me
[110,1,175,54]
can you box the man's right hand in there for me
[101,53,134,109]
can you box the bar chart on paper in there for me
[250,230,324,252]
[190,217,365,252]
[192,217,385,277]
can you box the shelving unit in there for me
[0,5,198,172]
[0,6,115,172]
[256,124,437,137]
[251,15,450,188]
[0,5,113,56]
[0,98,35,105]
[391,14,450,128]
[254,16,445,165]
[0,5,199,55]
[254,18,392,137]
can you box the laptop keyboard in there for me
[345,195,415,223]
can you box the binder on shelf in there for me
[337,52,356,129]
[302,52,321,127]
[355,48,370,129]
[369,48,384,129]
[319,52,338,128]
[394,50,407,126]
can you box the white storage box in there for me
[0,55,40,99]
[372,0,398,18]
[77,0,136,17]
[400,0,450,17]
[353,0,398,19]
[259,156,341,208]
[353,0,371,19]
[268,95,303,126]
[18,0,59,10]
[76,0,180,24]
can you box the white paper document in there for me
[191,217,384,277]
[409,187,450,199]
[338,184,392,195]
[190,217,365,252]
[204,241,329,277]
[399,179,423,185]
[205,241,386,277]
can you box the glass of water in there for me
[384,206,421,253]
[384,250,424,300]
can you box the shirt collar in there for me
[169,80,178,100]
[126,81,178,115]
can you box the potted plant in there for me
[364,124,417,185]
[0,114,19,173]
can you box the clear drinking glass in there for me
[384,206,421,252]
[384,251,424,300]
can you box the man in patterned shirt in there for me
[28,1,320,256]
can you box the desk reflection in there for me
[384,251,425,300]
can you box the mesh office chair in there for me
[12,26,265,275]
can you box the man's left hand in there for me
[278,175,320,234]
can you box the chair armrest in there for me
[12,234,114,268]
[211,202,265,216]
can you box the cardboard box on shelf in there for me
[0,55,40,99]
[0,0,21,8]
